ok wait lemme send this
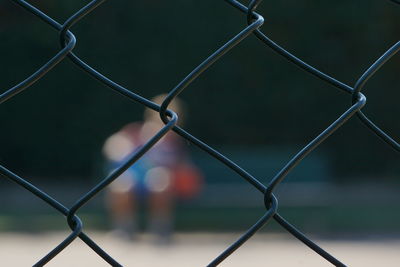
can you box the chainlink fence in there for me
[1,0,399,266]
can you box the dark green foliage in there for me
[0,0,398,180]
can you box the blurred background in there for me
[0,0,400,265]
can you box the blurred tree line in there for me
[0,0,399,181]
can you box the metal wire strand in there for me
[226,0,400,153]
[1,0,398,266]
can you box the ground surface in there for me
[0,232,399,266]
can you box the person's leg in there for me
[106,173,137,238]
[148,188,174,243]
[145,167,175,243]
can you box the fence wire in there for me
[1,0,399,266]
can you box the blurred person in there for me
[102,95,202,243]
